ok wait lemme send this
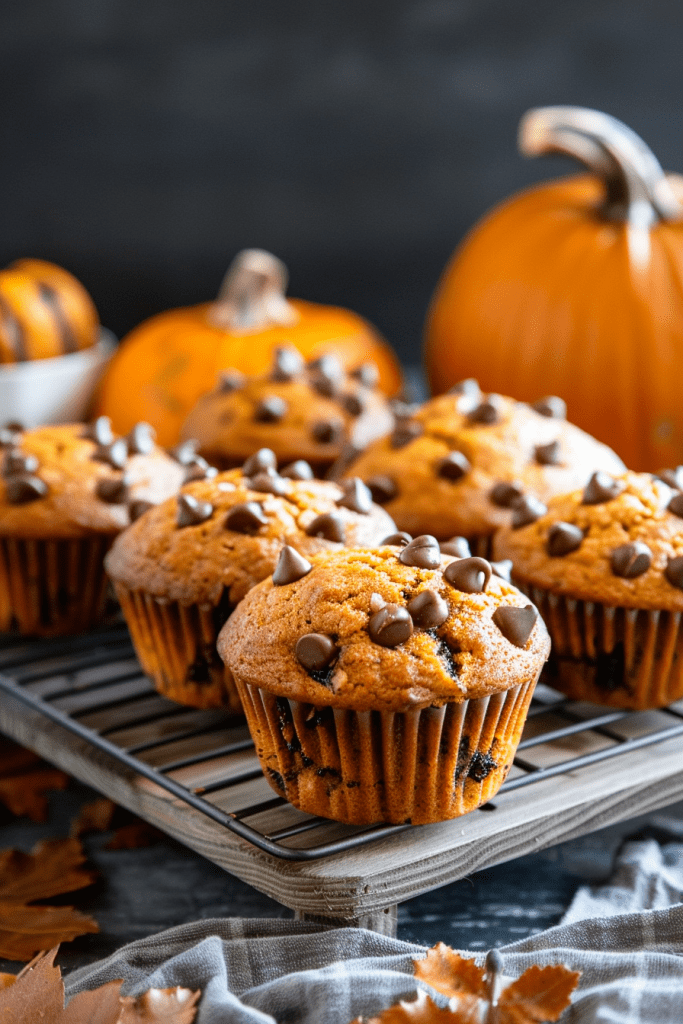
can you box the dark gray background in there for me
[0,1,680,362]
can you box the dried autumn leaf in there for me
[105,822,164,850]
[497,964,581,1024]
[70,799,117,838]
[360,989,469,1023]
[70,799,163,850]
[117,986,201,1022]
[0,838,99,960]
[414,943,487,999]
[0,739,69,822]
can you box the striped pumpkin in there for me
[0,259,99,363]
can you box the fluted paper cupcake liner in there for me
[114,582,241,713]
[0,535,111,636]
[525,586,683,710]
[235,676,538,825]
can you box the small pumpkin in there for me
[97,250,402,447]
[425,106,683,471]
[0,258,99,363]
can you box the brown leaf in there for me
[70,799,117,838]
[70,799,163,850]
[0,739,69,822]
[105,823,164,851]
[0,839,99,960]
[498,964,581,1024]
[363,989,468,1023]
[117,987,201,1022]
[413,943,487,999]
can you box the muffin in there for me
[105,451,396,712]
[346,382,625,557]
[180,347,394,476]
[0,419,186,636]
[493,470,683,709]
[217,538,550,824]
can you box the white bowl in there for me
[0,329,116,427]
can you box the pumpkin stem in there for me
[519,106,682,227]
[208,249,299,333]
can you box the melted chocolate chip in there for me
[3,449,38,476]
[254,396,288,423]
[665,556,683,590]
[582,472,624,505]
[668,492,683,518]
[83,416,114,446]
[366,475,397,504]
[611,542,652,579]
[490,481,524,508]
[444,556,492,593]
[338,478,372,515]
[534,440,561,466]
[438,451,471,481]
[218,369,245,393]
[468,395,503,425]
[448,378,480,398]
[440,537,471,558]
[511,494,547,528]
[177,493,214,528]
[93,438,128,470]
[381,531,412,547]
[547,522,584,556]
[280,460,314,480]
[247,469,289,495]
[129,499,154,522]
[127,421,156,455]
[312,419,343,444]
[491,559,513,582]
[492,605,538,647]
[272,545,312,585]
[342,393,365,417]
[170,439,199,465]
[225,501,268,533]
[659,467,683,490]
[272,346,303,381]
[532,396,566,419]
[390,420,423,449]
[407,589,449,628]
[96,476,129,504]
[306,511,346,543]
[6,474,48,504]
[368,603,413,647]
[399,534,441,569]
[242,448,277,476]
[351,362,379,388]
[184,457,218,483]
[296,633,338,672]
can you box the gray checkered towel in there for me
[65,838,683,1023]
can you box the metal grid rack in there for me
[2,621,683,862]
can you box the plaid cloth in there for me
[66,838,683,1023]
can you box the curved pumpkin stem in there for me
[208,249,300,333]
[519,106,683,227]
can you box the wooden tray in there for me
[2,623,683,937]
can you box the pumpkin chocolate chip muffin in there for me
[493,470,683,709]
[217,538,550,824]
[179,346,394,476]
[347,382,625,556]
[0,419,185,636]
[105,451,396,712]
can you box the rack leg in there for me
[294,904,398,937]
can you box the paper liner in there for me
[235,676,538,825]
[525,586,683,710]
[114,582,241,713]
[466,534,494,559]
[0,535,111,636]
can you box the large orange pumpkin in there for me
[425,106,683,471]
[98,249,402,447]
[0,258,99,363]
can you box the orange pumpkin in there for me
[425,106,683,471]
[0,258,99,363]
[97,249,402,447]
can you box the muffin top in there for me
[105,450,396,606]
[180,347,394,473]
[493,470,683,610]
[218,538,550,712]
[346,382,625,539]
[0,419,187,539]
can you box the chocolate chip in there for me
[129,499,154,522]
[225,501,268,532]
[368,603,413,647]
[381,531,412,547]
[247,469,289,495]
[126,421,156,455]
[467,395,503,425]
[218,369,245,393]
[659,467,683,490]
[312,419,343,444]
[611,542,652,579]
[310,373,337,398]
[93,438,128,470]
[83,416,114,446]
[407,589,449,629]
[448,378,480,398]
[272,346,303,381]
[170,439,199,465]
[177,493,214,527]
[444,556,492,593]
[3,449,38,476]
[582,471,624,505]
[308,353,343,378]
[281,460,314,480]
[243,448,277,476]
[668,493,683,518]
[184,457,218,483]
[308,355,342,397]
[399,534,442,569]
[351,362,379,388]
[490,481,524,508]
[534,440,561,466]
[254,396,288,423]
[96,475,129,504]
[296,633,338,672]
[440,537,471,558]
[532,396,567,419]
[438,451,471,481]
[547,522,584,556]
[390,400,419,420]
[338,478,372,515]
[272,545,312,585]
[342,393,365,417]
[390,420,423,449]
[306,512,346,543]
[366,475,397,504]
[511,494,547,528]
[492,605,538,647]
[491,559,513,582]
[5,474,48,504]
[0,425,22,447]
[665,556,683,590]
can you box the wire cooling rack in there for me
[2,621,683,862]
